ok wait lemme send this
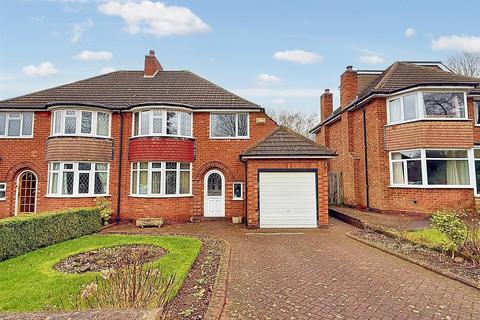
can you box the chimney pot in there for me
[324,89,330,93]
[346,65,353,71]
[149,49,155,56]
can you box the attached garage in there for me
[241,126,336,228]
[259,171,318,228]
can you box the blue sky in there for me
[1,0,479,113]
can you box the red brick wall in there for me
[245,159,329,228]
[317,96,477,216]
[0,110,277,223]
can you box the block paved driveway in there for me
[109,219,480,320]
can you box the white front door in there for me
[204,170,225,217]
[259,171,317,228]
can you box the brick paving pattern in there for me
[107,219,480,320]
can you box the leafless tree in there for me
[267,108,318,139]
[445,52,480,78]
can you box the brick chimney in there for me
[144,49,163,77]
[320,89,333,122]
[340,65,358,108]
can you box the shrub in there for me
[431,210,467,258]
[0,207,102,261]
[458,208,480,266]
[72,247,175,315]
[95,198,113,225]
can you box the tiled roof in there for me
[0,70,261,110]
[358,62,480,99]
[241,126,336,158]
[310,61,480,133]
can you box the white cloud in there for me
[256,74,282,86]
[405,27,416,38]
[71,18,93,43]
[99,67,116,74]
[359,53,385,64]
[272,98,286,105]
[74,50,113,61]
[432,35,480,52]
[273,50,323,64]
[98,0,210,37]
[22,62,59,77]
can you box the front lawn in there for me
[0,234,201,311]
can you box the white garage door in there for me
[259,171,317,228]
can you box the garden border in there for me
[346,231,480,291]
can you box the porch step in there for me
[201,217,229,222]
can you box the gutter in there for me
[116,111,124,223]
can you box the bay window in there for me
[475,101,480,125]
[48,162,109,196]
[0,112,34,138]
[51,109,111,137]
[210,113,249,138]
[132,109,192,138]
[131,162,192,197]
[387,91,467,124]
[390,149,470,187]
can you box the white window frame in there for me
[50,109,112,138]
[386,90,468,125]
[131,109,193,138]
[47,162,110,197]
[0,112,34,138]
[389,148,474,189]
[0,183,6,200]
[130,162,192,197]
[209,112,250,139]
[474,100,480,127]
[232,182,243,200]
[473,147,480,197]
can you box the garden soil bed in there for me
[352,230,480,288]
[165,236,223,320]
[54,244,166,274]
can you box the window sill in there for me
[0,136,34,139]
[388,185,473,189]
[209,137,250,140]
[130,135,194,140]
[45,194,111,198]
[232,198,244,201]
[128,194,193,198]
[48,135,112,139]
[385,118,472,127]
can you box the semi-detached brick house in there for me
[0,50,335,228]
[310,61,480,215]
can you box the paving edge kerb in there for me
[203,239,232,320]
[346,231,480,291]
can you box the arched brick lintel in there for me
[5,161,41,181]
[194,160,234,181]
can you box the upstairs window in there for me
[51,109,111,138]
[387,91,467,124]
[475,101,480,125]
[210,113,249,138]
[0,112,34,138]
[132,109,192,138]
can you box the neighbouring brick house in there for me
[310,61,480,216]
[0,50,335,228]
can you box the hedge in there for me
[0,207,102,261]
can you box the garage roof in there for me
[241,126,336,159]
